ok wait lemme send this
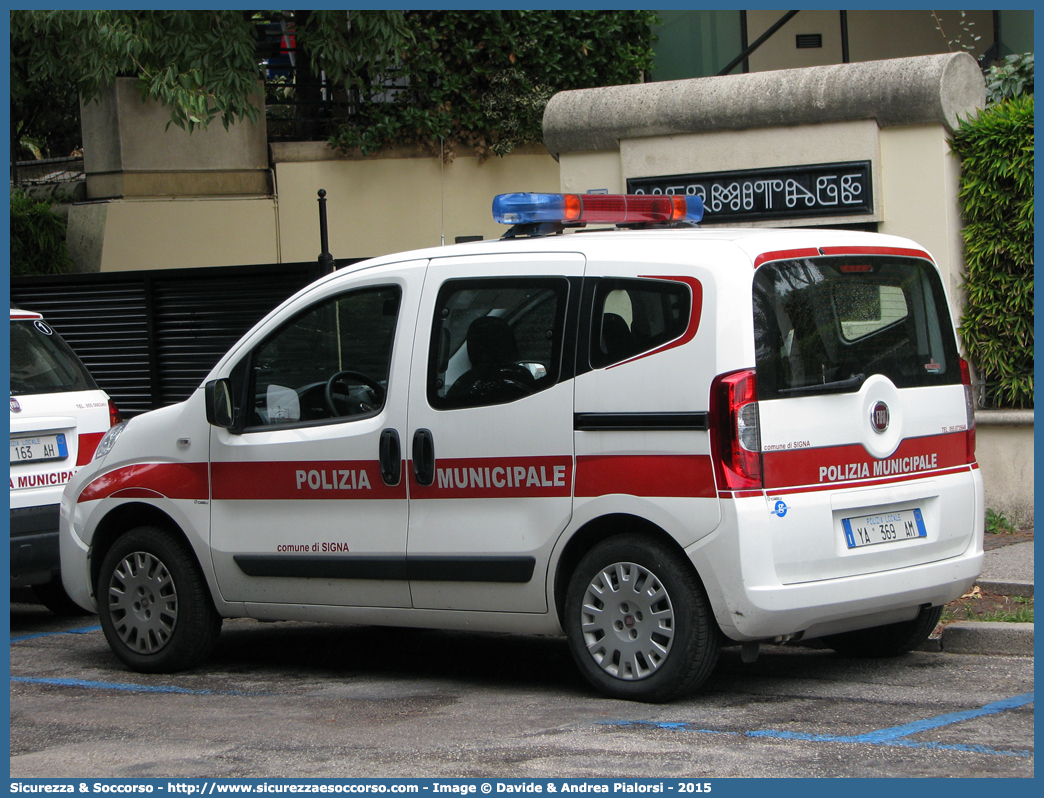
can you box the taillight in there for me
[108,398,123,429]
[960,359,976,463]
[709,369,763,490]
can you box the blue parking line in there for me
[11,625,103,643]
[11,676,262,696]
[603,720,740,736]
[604,692,1035,758]
[747,692,1035,744]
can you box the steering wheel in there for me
[324,370,386,417]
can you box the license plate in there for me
[10,433,68,464]
[843,508,926,549]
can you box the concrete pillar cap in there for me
[543,53,986,158]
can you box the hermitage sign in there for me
[626,161,873,224]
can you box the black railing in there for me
[260,19,408,142]
[11,156,84,187]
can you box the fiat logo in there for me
[870,401,890,433]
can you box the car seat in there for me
[446,316,536,404]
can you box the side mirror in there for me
[205,379,236,429]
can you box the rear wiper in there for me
[780,373,866,396]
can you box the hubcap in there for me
[580,562,675,680]
[108,551,178,654]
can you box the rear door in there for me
[405,253,583,613]
[572,266,723,546]
[752,247,977,583]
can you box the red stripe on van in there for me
[765,465,975,498]
[753,248,820,268]
[818,245,933,262]
[212,461,407,500]
[77,432,105,466]
[78,463,209,503]
[753,246,934,269]
[575,454,716,498]
[762,432,968,490]
[410,455,572,500]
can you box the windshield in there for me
[10,319,97,396]
[752,256,960,400]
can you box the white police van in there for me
[59,193,983,701]
[11,308,122,614]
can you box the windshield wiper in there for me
[780,373,866,396]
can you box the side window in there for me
[590,278,691,368]
[428,278,568,410]
[241,286,401,429]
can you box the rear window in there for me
[752,256,960,400]
[10,319,97,396]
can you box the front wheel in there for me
[824,605,943,658]
[564,535,720,702]
[97,526,222,673]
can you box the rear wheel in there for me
[97,526,222,673]
[824,605,943,658]
[564,534,720,702]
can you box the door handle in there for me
[379,428,401,486]
[412,428,435,487]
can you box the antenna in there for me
[440,138,445,246]
[317,189,334,274]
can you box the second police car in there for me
[59,193,982,702]
[11,308,122,614]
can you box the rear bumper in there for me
[745,551,980,640]
[690,473,984,642]
[10,504,61,585]
[695,535,981,642]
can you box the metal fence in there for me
[10,260,363,416]
[11,156,84,187]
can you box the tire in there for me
[32,578,93,617]
[97,526,222,673]
[564,534,721,702]
[824,605,943,658]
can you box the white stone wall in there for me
[975,413,1035,529]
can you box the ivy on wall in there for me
[328,10,658,160]
[951,93,1034,409]
[9,189,72,276]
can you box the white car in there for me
[10,308,121,614]
[59,193,983,701]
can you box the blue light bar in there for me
[492,193,568,225]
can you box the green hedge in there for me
[329,10,658,159]
[950,94,1034,409]
[9,189,71,276]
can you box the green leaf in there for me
[953,95,1034,409]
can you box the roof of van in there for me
[347,225,934,273]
